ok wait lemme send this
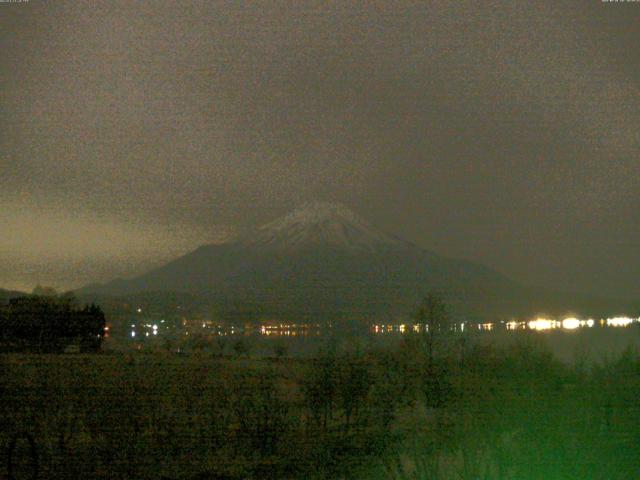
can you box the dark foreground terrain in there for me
[1,332,639,479]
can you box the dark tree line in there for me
[0,294,106,353]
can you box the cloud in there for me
[0,199,232,290]
[0,1,638,297]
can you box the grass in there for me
[1,332,639,479]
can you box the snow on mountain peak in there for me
[244,202,403,251]
[266,202,362,228]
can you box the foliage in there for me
[232,369,291,455]
[302,349,338,430]
[1,324,639,479]
[232,337,251,357]
[273,341,289,359]
[0,294,105,353]
[412,292,453,364]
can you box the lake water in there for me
[370,316,640,364]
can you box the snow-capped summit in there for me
[245,202,404,252]
[264,202,362,228]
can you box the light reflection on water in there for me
[247,316,639,337]
[370,316,639,335]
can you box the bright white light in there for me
[606,317,634,327]
[528,318,556,331]
[562,318,581,330]
[131,331,136,338]
[460,323,465,332]
[137,308,142,313]
[502,315,634,332]
[152,324,158,330]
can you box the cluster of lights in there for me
[526,316,635,331]
[506,321,526,331]
[125,314,639,341]
[374,324,419,333]
[260,324,321,336]
[371,316,638,334]
[606,317,636,327]
[130,322,162,339]
[560,318,595,329]
[528,318,560,331]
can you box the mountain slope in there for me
[0,288,26,303]
[79,203,636,321]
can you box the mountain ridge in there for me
[78,203,637,321]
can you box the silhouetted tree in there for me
[303,349,338,430]
[411,293,455,409]
[215,334,228,357]
[338,356,371,432]
[73,303,106,352]
[232,371,290,454]
[0,296,105,352]
[232,337,250,357]
[273,340,288,359]
[414,292,452,365]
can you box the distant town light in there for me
[528,318,556,331]
[562,318,581,330]
[131,331,136,338]
[606,317,634,327]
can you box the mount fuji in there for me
[79,203,633,322]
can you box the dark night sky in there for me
[1,1,638,297]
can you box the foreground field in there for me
[1,333,639,479]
